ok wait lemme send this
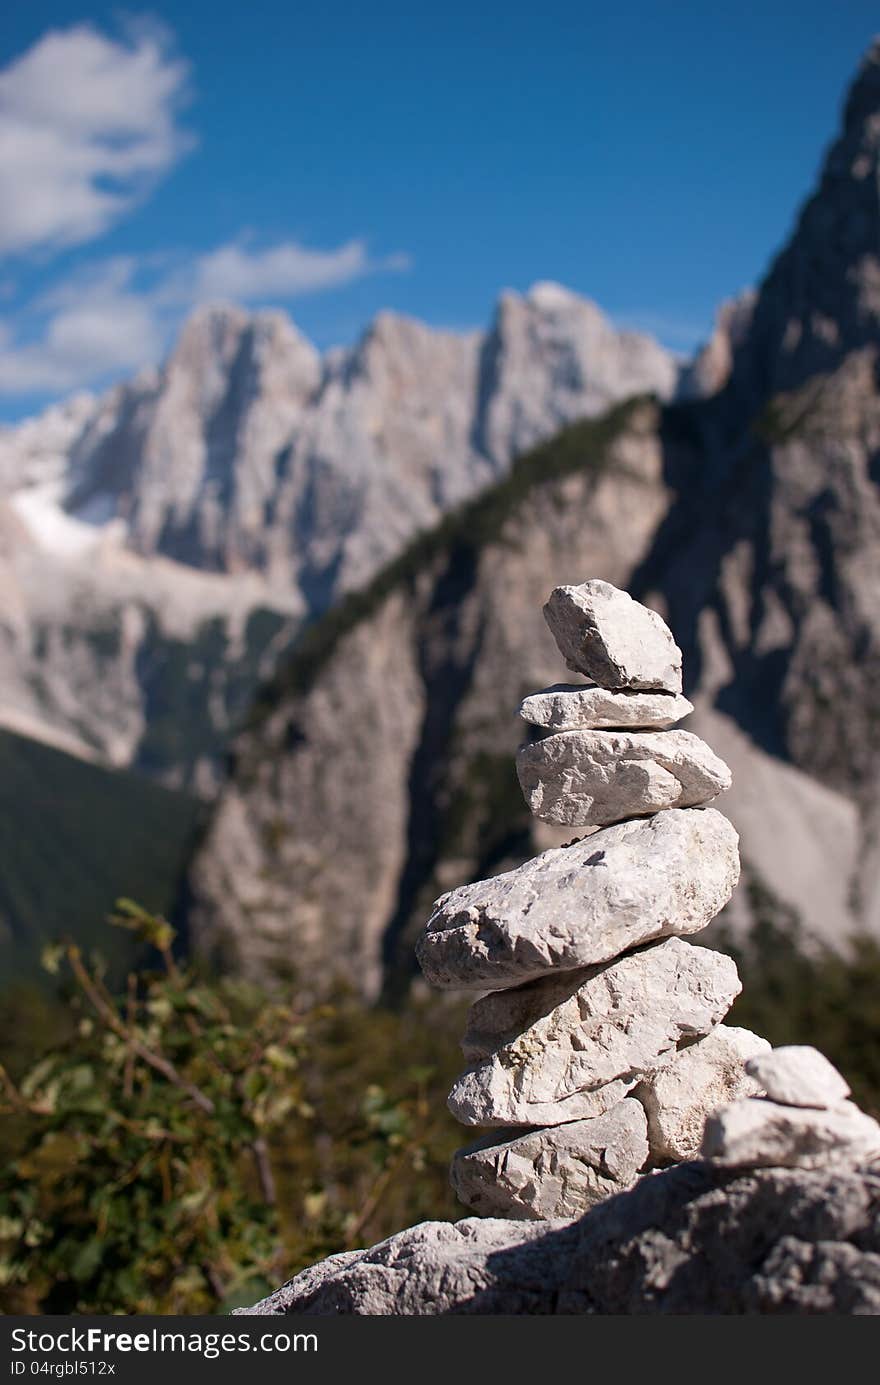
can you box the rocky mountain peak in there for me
[727,38,880,408]
[161,303,320,412]
[680,290,756,399]
[0,392,97,492]
[842,36,880,132]
[474,282,678,465]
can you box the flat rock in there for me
[448,938,741,1127]
[520,683,694,731]
[633,1026,770,1162]
[239,1165,880,1315]
[450,1099,649,1220]
[702,1097,880,1170]
[416,807,740,991]
[517,728,732,827]
[745,1046,851,1109]
[543,581,683,692]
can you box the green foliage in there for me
[0,907,465,1314]
[0,729,200,990]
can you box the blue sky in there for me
[0,2,877,419]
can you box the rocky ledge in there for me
[239,1161,880,1315]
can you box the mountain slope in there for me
[0,727,199,984]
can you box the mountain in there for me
[185,41,880,996]
[0,288,678,791]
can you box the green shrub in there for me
[0,904,464,1314]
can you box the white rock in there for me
[516,728,732,827]
[416,807,741,991]
[633,1026,770,1162]
[744,1046,851,1109]
[447,938,741,1127]
[543,581,683,692]
[702,1097,880,1170]
[450,1099,649,1219]
[519,684,694,731]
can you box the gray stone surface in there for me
[447,938,741,1127]
[450,1099,649,1220]
[703,1096,880,1170]
[543,581,683,691]
[238,1164,880,1314]
[634,1025,770,1162]
[745,1046,851,1109]
[517,728,732,828]
[519,683,694,731]
[416,807,740,991]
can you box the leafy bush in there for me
[0,904,465,1314]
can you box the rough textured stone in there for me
[416,807,740,991]
[519,683,693,731]
[238,1164,880,1314]
[634,1026,770,1162]
[745,1046,852,1109]
[703,1097,880,1170]
[449,1099,649,1220]
[447,938,741,1127]
[543,580,683,691]
[516,727,732,827]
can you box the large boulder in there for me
[633,1025,770,1162]
[448,938,740,1126]
[519,684,693,732]
[449,1099,649,1219]
[516,728,732,828]
[238,1163,880,1314]
[542,580,683,692]
[416,807,740,991]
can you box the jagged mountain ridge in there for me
[0,285,679,788]
[185,41,880,994]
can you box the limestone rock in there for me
[519,683,693,731]
[745,1046,851,1109]
[416,807,740,991]
[702,1097,880,1170]
[447,938,741,1127]
[450,1099,649,1220]
[238,1164,880,1315]
[633,1025,770,1162]
[543,581,683,692]
[516,728,732,827]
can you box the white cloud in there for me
[190,240,376,301]
[0,21,193,256]
[0,238,410,397]
[0,259,163,393]
[152,239,411,306]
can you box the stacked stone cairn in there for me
[415,579,774,1220]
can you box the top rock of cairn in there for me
[543,580,683,693]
